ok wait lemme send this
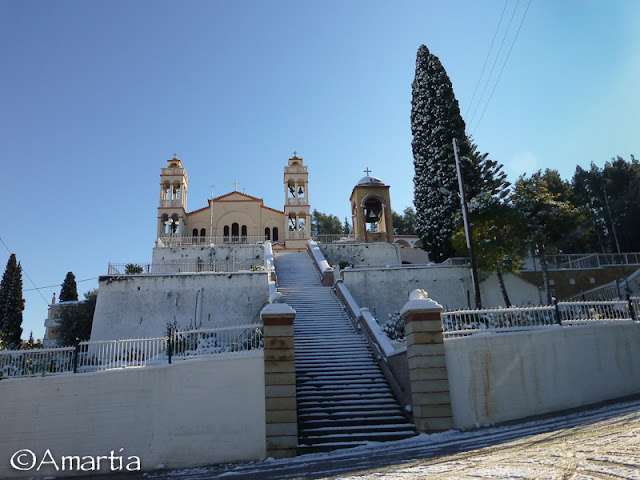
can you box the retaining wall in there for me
[0,354,266,478]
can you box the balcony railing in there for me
[161,168,184,175]
[521,252,640,271]
[160,199,183,208]
[286,197,309,206]
[284,166,307,174]
[157,234,266,247]
[107,260,264,275]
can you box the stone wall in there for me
[152,244,264,271]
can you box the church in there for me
[157,152,311,251]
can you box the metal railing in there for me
[0,347,75,378]
[0,324,264,379]
[521,252,640,271]
[442,299,637,337]
[157,235,266,247]
[442,306,557,337]
[107,260,264,275]
[312,234,355,244]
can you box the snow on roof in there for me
[356,175,385,186]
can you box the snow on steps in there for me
[274,250,416,455]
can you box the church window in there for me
[241,225,247,243]
[200,228,206,244]
[224,225,230,243]
[265,227,270,240]
[273,227,279,242]
[232,223,239,242]
[192,228,199,244]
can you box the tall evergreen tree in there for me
[58,290,98,346]
[411,45,474,262]
[59,271,78,302]
[0,254,24,349]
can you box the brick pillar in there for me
[261,303,298,458]
[401,289,454,433]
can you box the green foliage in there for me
[59,271,78,301]
[57,290,98,345]
[0,254,24,349]
[124,263,144,274]
[392,207,417,235]
[343,217,351,235]
[311,210,343,235]
[382,312,405,341]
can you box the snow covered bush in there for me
[383,312,405,341]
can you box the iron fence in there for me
[107,260,264,275]
[0,324,263,379]
[442,299,637,337]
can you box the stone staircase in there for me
[274,251,416,454]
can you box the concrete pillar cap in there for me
[261,303,296,318]
[400,290,443,317]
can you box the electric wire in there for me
[467,0,521,128]
[0,236,49,305]
[24,277,99,292]
[471,0,533,135]
[464,0,510,118]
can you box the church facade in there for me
[157,153,311,250]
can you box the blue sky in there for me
[1,1,638,340]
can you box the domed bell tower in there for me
[157,154,188,246]
[350,169,394,243]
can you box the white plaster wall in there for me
[0,354,266,478]
[480,272,545,308]
[341,267,544,323]
[342,266,474,322]
[152,245,264,270]
[91,272,268,341]
[445,322,640,429]
[398,247,431,265]
[319,243,401,268]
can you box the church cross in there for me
[232,180,240,191]
[293,151,297,157]
[210,185,215,199]
[364,167,372,176]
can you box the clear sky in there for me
[1,1,638,340]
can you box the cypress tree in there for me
[0,254,24,349]
[59,271,78,302]
[411,45,474,262]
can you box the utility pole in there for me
[453,138,482,309]
[604,185,630,296]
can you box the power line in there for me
[0,236,49,305]
[24,277,99,292]
[471,0,533,135]
[467,0,522,129]
[464,0,510,119]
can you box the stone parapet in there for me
[261,303,298,458]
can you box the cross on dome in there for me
[364,167,372,176]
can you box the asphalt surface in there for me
[52,395,640,480]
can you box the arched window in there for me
[241,225,247,243]
[265,227,270,240]
[232,223,239,242]
[224,225,230,243]
[192,228,199,244]
[273,227,279,242]
[200,228,206,244]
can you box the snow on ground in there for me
[60,396,640,480]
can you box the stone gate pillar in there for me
[401,289,454,433]
[261,303,297,458]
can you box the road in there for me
[62,396,640,480]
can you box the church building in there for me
[157,153,311,250]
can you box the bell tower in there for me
[350,170,394,243]
[157,154,188,246]
[283,152,311,250]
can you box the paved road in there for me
[61,396,640,480]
